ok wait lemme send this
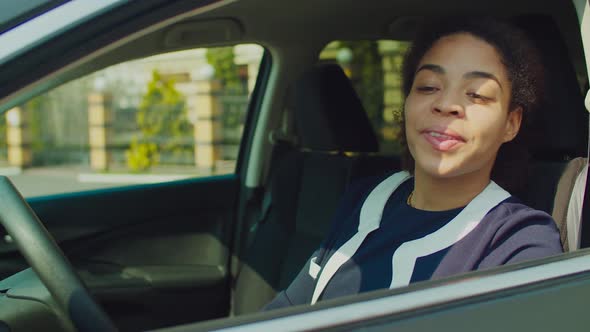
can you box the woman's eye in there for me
[467,92,492,101]
[416,86,439,93]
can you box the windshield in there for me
[0,0,127,67]
[0,0,66,34]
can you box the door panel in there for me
[3,174,239,330]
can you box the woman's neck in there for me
[411,167,492,211]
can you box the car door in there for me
[0,1,268,330]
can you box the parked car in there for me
[0,0,588,331]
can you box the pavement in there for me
[0,163,234,198]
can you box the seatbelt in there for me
[579,91,590,248]
[245,85,299,247]
[245,139,295,248]
[248,185,273,240]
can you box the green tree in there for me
[126,138,158,172]
[0,115,5,161]
[206,47,244,93]
[205,46,248,162]
[126,70,191,172]
[341,41,385,136]
[23,94,49,153]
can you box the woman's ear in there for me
[503,106,523,143]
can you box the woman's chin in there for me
[415,161,463,179]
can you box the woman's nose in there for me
[432,93,465,118]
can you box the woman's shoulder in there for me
[476,197,563,266]
[434,197,563,276]
[485,197,557,229]
[481,197,559,239]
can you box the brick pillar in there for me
[88,93,112,171]
[6,107,32,168]
[193,79,221,170]
[247,62,259,94]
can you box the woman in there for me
[265,17,563,309]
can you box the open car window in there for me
[0,44,264,197]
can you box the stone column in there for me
[191,79,222,171]
[247,62,259,94]
[88,93,112,171]
[5,107,32,168]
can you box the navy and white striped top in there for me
[265,172,563,309]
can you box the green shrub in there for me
[125,138,158,172]
[206,47,244,93]
[126,70,191,171]
[340,41,385,135]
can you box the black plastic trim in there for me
[235,50,272,178]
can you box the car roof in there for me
[153,0,585,73]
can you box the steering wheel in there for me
[0,176,117,331]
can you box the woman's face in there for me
[404,32,522,180]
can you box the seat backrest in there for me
[553,158,587,251]
[232,64,399,314]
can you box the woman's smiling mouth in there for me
[421,128,466,152]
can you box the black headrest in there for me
[292,64,379,152]
[516,16,588,158]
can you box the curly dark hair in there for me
[399,17,545,193]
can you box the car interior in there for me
[0,0,588,331]
[234,11,590,313]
